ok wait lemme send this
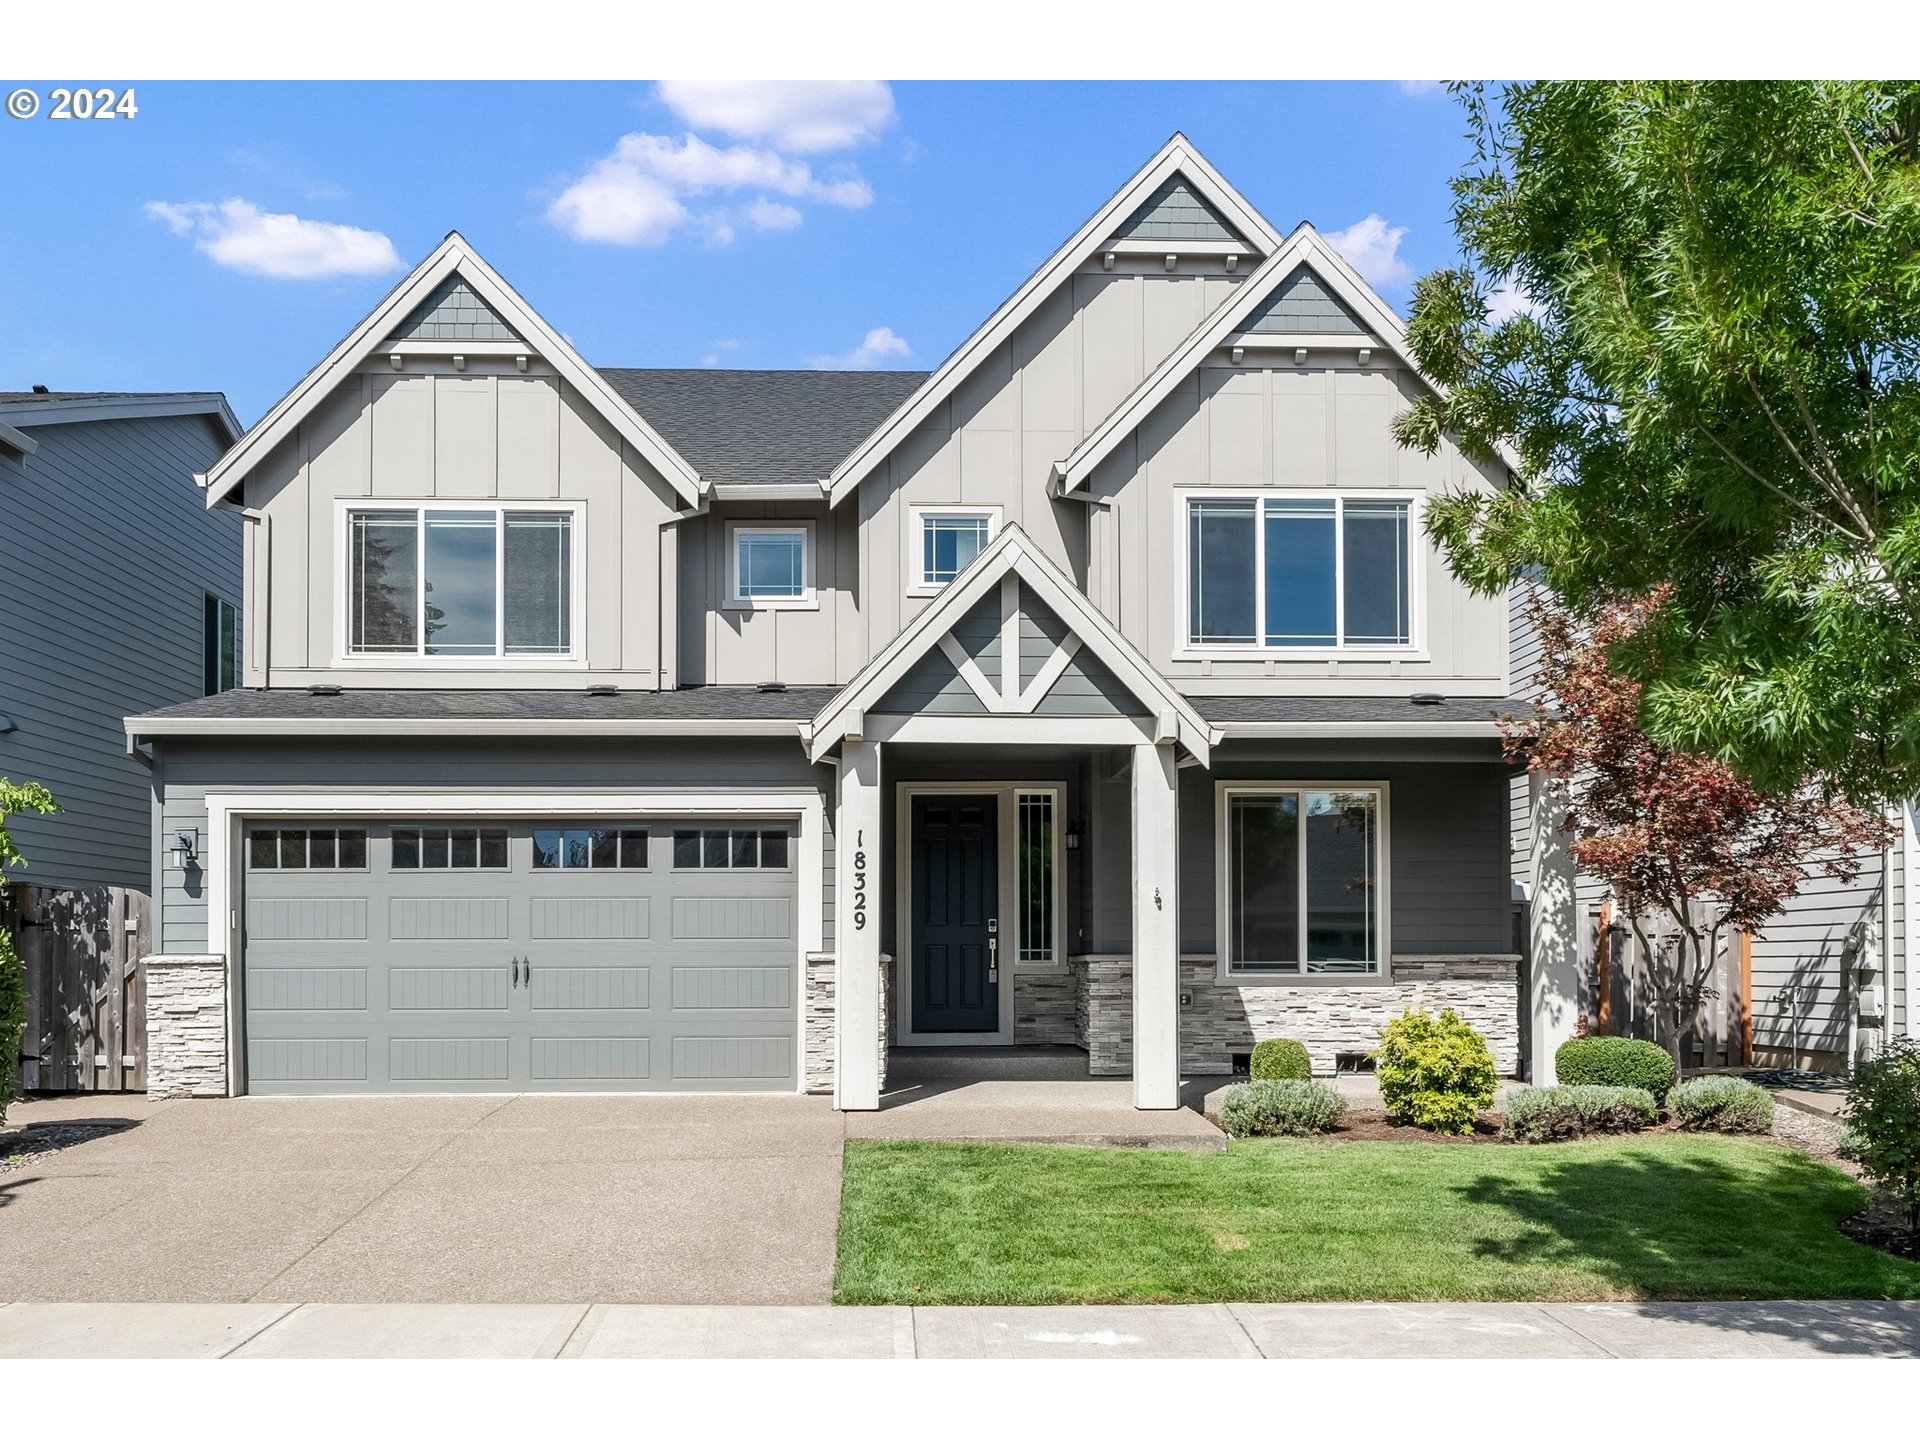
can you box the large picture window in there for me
[1185,494,1413,650]
[347,506,574,660]
[1221,784,1385,977]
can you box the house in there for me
[2,388,242,1090]
[1507,583,1916,1075]
[125,135,1572,1107]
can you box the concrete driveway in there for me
[0,1093,845,1305]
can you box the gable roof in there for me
[824,134,1282,507]
[600,369,928,487]
[1053,223,1518,491]
[804,522,1219,763]
[0,390,241,444]
[198,233,703,509]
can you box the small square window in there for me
[730,830,759,868]
[759,830,789,869]
[392,829,420,869]
[619,830,649,868]
[916,509,997,589]
[703,830,730,868]
[673,831,701,868]
[590,829,619,868]
[729,525,813,608]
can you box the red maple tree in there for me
[1512,592,1893,1068]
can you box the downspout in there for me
[220,500,268,687]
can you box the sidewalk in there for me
[2,1300,1917,1358]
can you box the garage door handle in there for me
[511,956,521,987]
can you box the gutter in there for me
[1213,721,1507,739]
[124,716,810,741]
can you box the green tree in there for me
[1,779,60,1124]
[1398,81,1920,802]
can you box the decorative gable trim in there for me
[198,233,703,508]
[804,523,1219,763]
[824,134,1282,507]
[1051,223,1520,492]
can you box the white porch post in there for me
[1131,740,1181,1109]
[1528,770,1580,1083]
[835,739,883,1111]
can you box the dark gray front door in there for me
[910,794,998,1033]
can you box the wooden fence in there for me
[3,882,149,1092]
[1579,899,1750,1069]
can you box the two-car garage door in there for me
[240,819,799,1094]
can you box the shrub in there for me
[1218,1079,1348,1138]
[1249,1038,1312,1081]
[1504,1084,1658,1143]
[0,927,22,1125]
[1373,1008,1498,1134]
[1670,1075,1775,1134]
[1838,1039,1920,1234]
[1554,1035,1677,1102]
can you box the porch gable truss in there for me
[805,524,1219,762]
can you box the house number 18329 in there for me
[851,837,868,929]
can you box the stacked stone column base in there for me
[145,955,227,1099]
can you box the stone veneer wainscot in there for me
[1071,954,1521,1077]
[807,953,892,1097]
[145,954,228,1099]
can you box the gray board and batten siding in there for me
[0,409,238,891]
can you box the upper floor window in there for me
[203,594,238,694]
[346,506,575,661]
[726,523,814,610]
[1185,493,1414,651]
[912,506,999,593]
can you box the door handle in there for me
[511,956,521,988]
[523,957,532,988]
[988,936,998,984]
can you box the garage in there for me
[240,818,800,1094]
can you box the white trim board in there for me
[198,787,826,1097]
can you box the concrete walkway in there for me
[1,1300,1916,1358]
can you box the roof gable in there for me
[392,275,523,342]
[1110,175,1247,244]
[1242,263,1369,335]
[825,134,1282,507]
[199,234,703,508]
[806,523,1218,762]
[1054,225,1517,491]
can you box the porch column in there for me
[1528,770,1580,1083]
[1131,740,1181,1109]
[835,739,883,1110]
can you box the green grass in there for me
[833,1135,1920,1304]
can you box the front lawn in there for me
[833,1135,1920,1304]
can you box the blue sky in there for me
[0,80,1477,423]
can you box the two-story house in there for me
[126,135,1578,1106]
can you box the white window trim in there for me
[724,520,817,611]
[1214,779,1393,986]
[332,499,587,668]
[1175,489,1427,661]
[907,503,1002,597]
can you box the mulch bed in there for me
[0,1117,136,1170]
[1841,1194,1920,1263]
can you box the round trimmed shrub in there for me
[1505,1084,1658,1143]
[1838,1038,1920,1234]
[1249,1038,1312,1081]
[1218,1079,1347,1138]
[1671,1075,1774,1133]
[1554,1035,1677,1102]
[1374,1007,1498,1134]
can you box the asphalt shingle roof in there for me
[130,686,841,725]
[598,368,929,486]
[1194,695,1532,723]
[0,390,218,404]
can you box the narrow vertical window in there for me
[203,595,239,694]
[1187,498,1257,645]
[422,510,497,657]
[1263,499,1337,646]
[1343,501,1411,645]
[503,511,571,655]
[350,511,419,653]
[1017,792,1056,965]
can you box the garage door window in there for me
[248,828,368,870]
[392,826,509,870]
[532,827,649,869]
[673,828,789,870]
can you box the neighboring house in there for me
[1,390,242,889]
[1506,581,1915,1074]
[126,135,1563,1107]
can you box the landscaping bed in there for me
[834,1134,1920,1305]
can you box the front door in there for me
[909,794,999,1033]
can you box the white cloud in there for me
[1325,213,1414,289]
[809,326,911,370]
[700,338,740,368]
[1485,277,1543,324]
[655,80,896,153]
[548,133,871,247]
[143,199,400,279]
[1398,81,1445,97]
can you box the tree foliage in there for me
[1399,81,1920,801]
[1,778,59,1124]
[1511,596,1891,1065]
